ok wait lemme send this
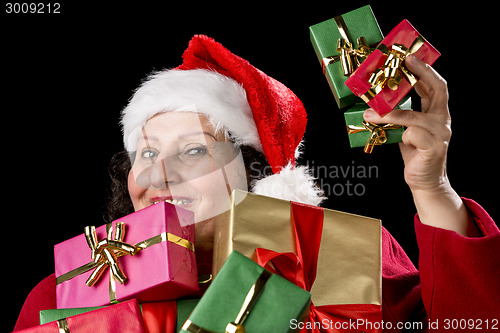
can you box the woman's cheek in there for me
[127,169,146,210]
[187,169,232,223]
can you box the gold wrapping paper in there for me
[213,190,381,307]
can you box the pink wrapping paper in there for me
[54,202,198,308]
[13,299,146,333]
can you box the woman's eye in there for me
[185,147,208,156]
[140,149,158,160]
[179,145,209,165]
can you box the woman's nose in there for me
[135,159,182,189]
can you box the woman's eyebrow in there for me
[178,131,217,140]
[138,131,218,142]
[139,135,159,141]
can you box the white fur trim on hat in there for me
[252,163,326,206]
[121,69,261,152]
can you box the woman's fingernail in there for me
[363,108,376,120]
[405,54,416,65]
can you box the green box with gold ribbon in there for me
[310,5,383,109]
[180,251,311,333]
[344,97,412,153]
[40,299,200,332]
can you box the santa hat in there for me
[121,35,325,206]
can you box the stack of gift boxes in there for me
[17,190,383,333]
[15,6,440,333]
[310,5,440,153]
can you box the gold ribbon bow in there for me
[56,220,195,304]
[347,121,402,154]
[322,15,372,76]
[182,269,273,333]
[361,35,426,102]
[84,222,140,287]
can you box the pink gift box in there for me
[13,299,146,333]
[54,202,198,308]
[345,19,440,116]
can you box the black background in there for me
[2,1,498,331]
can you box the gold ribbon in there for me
[182,269,273,333]
[322,15,372,76]
[360,35,426,103]
[85,222,139,287]
[347,121,402,154]
[56,222,195,303]
[57,318,70,333]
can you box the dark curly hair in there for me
[105,145,272,222]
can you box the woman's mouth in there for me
[150,196,194,206]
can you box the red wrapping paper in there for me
[345,19,440,116]
[13,299,146,333]
[255,202,382,333]
[141,301,177,333]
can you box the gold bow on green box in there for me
[347,121,403,154]
[309,5,383,109]
[322,16,373,77]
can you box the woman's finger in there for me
[364,108,425,128]
[401,125,435,151]
[405,55,449,113]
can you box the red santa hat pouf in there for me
[121,34,325,206]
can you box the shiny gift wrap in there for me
[14,299,145,333]
[344,97,412,153]
[213,190,381,308]
[40,299,200,333]
[310,5,383,109]
[345,20,440,116]
[55,202,198,308]
[180,251,311,333]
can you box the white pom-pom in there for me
[251,163,326,206]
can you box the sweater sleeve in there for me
[381,226,426,332]
[13,273,57,331]
[415,198,500,331]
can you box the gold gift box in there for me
[213,190,381,307]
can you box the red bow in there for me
[255,202,382,333]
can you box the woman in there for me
[14,35,499,332]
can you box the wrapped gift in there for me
[345,19,440,116]
[213,190,382,332]
[180,251,310,333]
[15,299,145,333]
[40,299,199,333]
[344,97,412,153]
[310,5,383,109]
[55,201,198,308]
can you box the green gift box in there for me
[180,251,311,333]
[40,306,102,324]
[40,299,199,332]
[344,97,412,152]
[310,5,383,109]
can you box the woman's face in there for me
[127,112,248,248]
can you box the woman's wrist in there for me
[410,181,480,237]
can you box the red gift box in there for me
[345,19,440,116]
[13,299,146,333]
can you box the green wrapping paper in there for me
[310,5,383,109]
[40,299,199,331]
[180,251,311,333]
[40,307,102,324]
[344,97,412,150]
